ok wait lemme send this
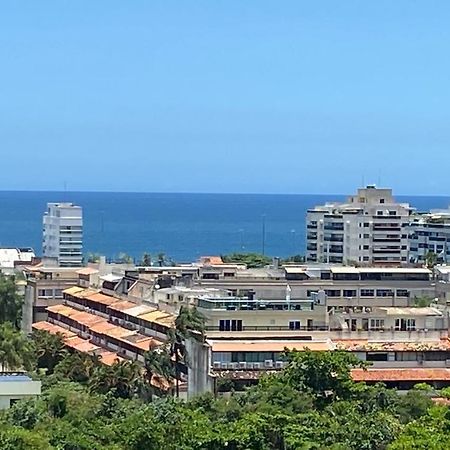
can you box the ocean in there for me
[1,191,449,263]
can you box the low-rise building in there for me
[0,374,41,409]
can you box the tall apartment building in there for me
[409,208,450,264]
[42,203,83,267]
[306,186,412,265]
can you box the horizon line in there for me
[0,188,450,198]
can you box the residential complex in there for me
[409,208,450,264]
[26,257,450,392]
[42,203,83,267]
[306,186,412,265]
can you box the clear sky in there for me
[1,1,450,195]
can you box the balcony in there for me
[205,325,329,332]
[324,224,344,231]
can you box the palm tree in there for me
[144,346,174,399]
[141,253,152,267]
[167,306,206,397]
[157,253,166,267]
[89,360,142,399]
[0,274,24,329]
[54,352,101,383]
[33,330,67,374]
[175,306,206,341]
[0,323,34,372]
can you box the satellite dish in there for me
[155,284,160,290]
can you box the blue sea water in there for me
[0,191,449,262]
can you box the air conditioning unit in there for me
[213,361,222,369]
[264,359,273,368]
[221,362,228,370]
[246,363,254,370]
[275,361,284,369]
[445,359,450,368]
[238,362,247,369]
[228,362,238,370]
[253,362,262,370]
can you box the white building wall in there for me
[43,203,83,267]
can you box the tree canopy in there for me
[0,346,448,449]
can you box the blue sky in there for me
[1,1,450,195]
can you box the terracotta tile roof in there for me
[64,336,100,353]
[107,301,137,312]
[96,350,123,366]
[69,311,106,327]
[201,256,224,265]
[76,267,99,276]
[122,304,154,318]
[86,292,120,306]
[351,368,450,382]
[336,339,450,352]
[138,310,175,327]
[63,286,86,296]
[89,321,119,334]
[32,321,77,338]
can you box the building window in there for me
[395,318,416,331]
[219,319,243,332]
[361,289,374,297]
[396,289,409,297]
[289,321,301,330]
[343,290,357,297]
[380,199,385,204]
[370,319,385,330]
[376,289,394,297]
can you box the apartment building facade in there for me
[409,209,450,264]
[306,186,412,265]
[43,203,83,267]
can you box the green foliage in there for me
[141,252,152,266]
[280,350,367,405]
[0,323,35,371]
[0,349,445,449]
[281,254,305,263]
[222,252,272,268]
[33,330,67,375]
[0,273,24,328]
[412,296,435,307]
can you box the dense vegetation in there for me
[1,271,449,448]
[222,253,272,268]
[1,338,449,449]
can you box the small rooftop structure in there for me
[0,373,41,409]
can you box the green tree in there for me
[0,424,51,450]
[0,273,24,328]
[279,350,367,405]
[141,252,152,266]
[0,323,34,371]
[425,251,438,269]
[89,360,142,399]
[222,253,271,268]
[33,330,67,375]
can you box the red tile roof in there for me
[351,368,450,382]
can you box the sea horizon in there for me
[1,190,450,262]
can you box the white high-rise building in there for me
[409,208,450,264]
[42,203,83,267]
[306,186,412,265]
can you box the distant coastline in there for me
[0,191,449,262]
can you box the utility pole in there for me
[262,214,266,255]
